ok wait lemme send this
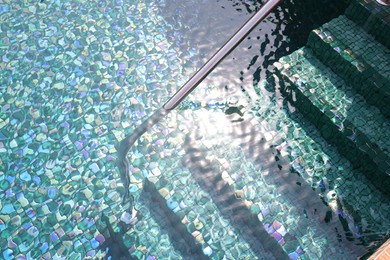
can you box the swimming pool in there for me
[0,0,389,259]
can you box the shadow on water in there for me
[181,130,290,259]
[275,0,350,49]
[97,214,137,260]
[142,180,207,260]
[245,0,351,88]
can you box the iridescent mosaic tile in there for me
[0,0,199,258]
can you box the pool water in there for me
[0,0,389,259]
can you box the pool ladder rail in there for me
[117,0,282,203]
[164,0,282,110]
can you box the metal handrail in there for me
[163,0,281,110]
[118,0,281,205]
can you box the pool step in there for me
[345,0,390,49]
[275,47,390,195]
[306,15,390,118]
[145,167,259,259]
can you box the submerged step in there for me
[307,15,390,118]
[275,48,390,195]
[345,0,390,49]
[146,168,259,259]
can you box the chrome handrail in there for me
[163,0,281,110]
[118,0,281,205]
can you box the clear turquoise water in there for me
[0,0,389,259]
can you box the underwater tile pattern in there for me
[0,0,198,258]
[162,108,303,259]
[119,93,354,259]
[275,48,390,195]
[0,0,389,259]
[247,79,390,234]
[128,199,184,259]
[250,99,390,243]
[200,137,317,259]
[179,116,308,258]
[248,102,390,259]
[123,108,279,259]
[127,1,390,258]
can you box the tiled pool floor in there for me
[0,0,200,258]
[1,0,389,259]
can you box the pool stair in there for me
[275,48,390,196]
[274,1,390,197]
[307,15,390,118]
